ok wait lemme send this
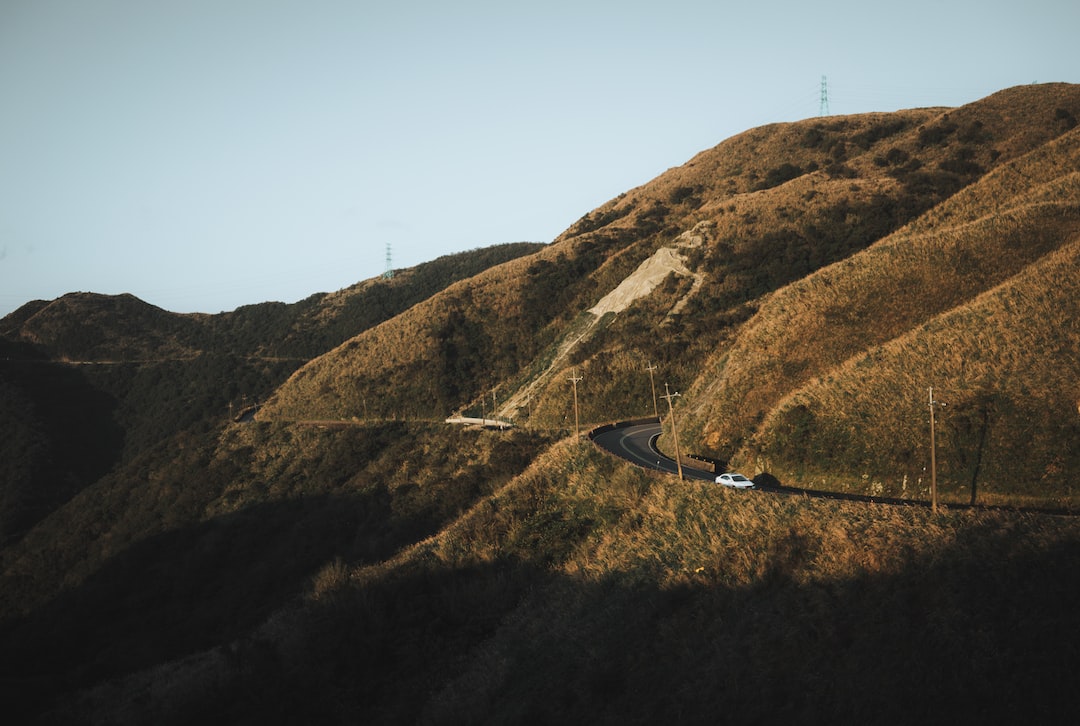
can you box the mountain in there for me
[1,242,546,362]
[0,243,543,544]
[682,101,1080,504]
[259,83,1080,505]
[2,84,1079,723]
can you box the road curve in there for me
[590,420,911,498]
[589,420,1077,515]
[590,420,714,481]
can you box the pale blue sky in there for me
[2,0,1077,316]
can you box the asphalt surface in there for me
[590,421,715,481]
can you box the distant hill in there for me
[0,242,543,543]
[1,242,546,362]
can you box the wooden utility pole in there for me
[661,383,684,480]
[569,369,583,438]
[927,386,949,513]
[929,386,942,513]
[646,362,659,419]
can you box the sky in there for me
[2,0,1078,317]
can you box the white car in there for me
[715,472,754,489]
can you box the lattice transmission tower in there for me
[819,75,830,116]
[383,242,394,279]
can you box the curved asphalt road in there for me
[592,420,908,498]
[590,421,1078,514]
[591,421,715,482]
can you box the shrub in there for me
[755,163,804,191]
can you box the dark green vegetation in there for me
[2,85,1079,723]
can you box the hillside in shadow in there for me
[0,244,543,542]
[0,345,124,545]
[35,441,1080,725]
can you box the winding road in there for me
[590,420,715,481]
[589,420,1077,514]
[591,419,913,499]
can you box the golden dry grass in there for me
[684,126,1080,481]
[260,84,1080,506]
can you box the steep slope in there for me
[41,440,1080,724]
[678,123,1080,504]
[0,421,556,717]
[260,84,1080,441]
[257,248,597,421]
[755,237,1080,505]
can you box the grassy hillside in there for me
[0,421,555,713]
[0,244,541,544]
[208,241,546,360]
[679,123,1080,506]
[42,440,1080,724]
[2,84,1079,724]
[261,84,1080,509]
[1,242,544,362]
[751,236,1080,506]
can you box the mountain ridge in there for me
[255,83,1080,508]
[3,83,1080,723]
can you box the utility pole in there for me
[569,368,583,438]
[646,361,659,419]
[661,383,684,480]
[928,386,947,513]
